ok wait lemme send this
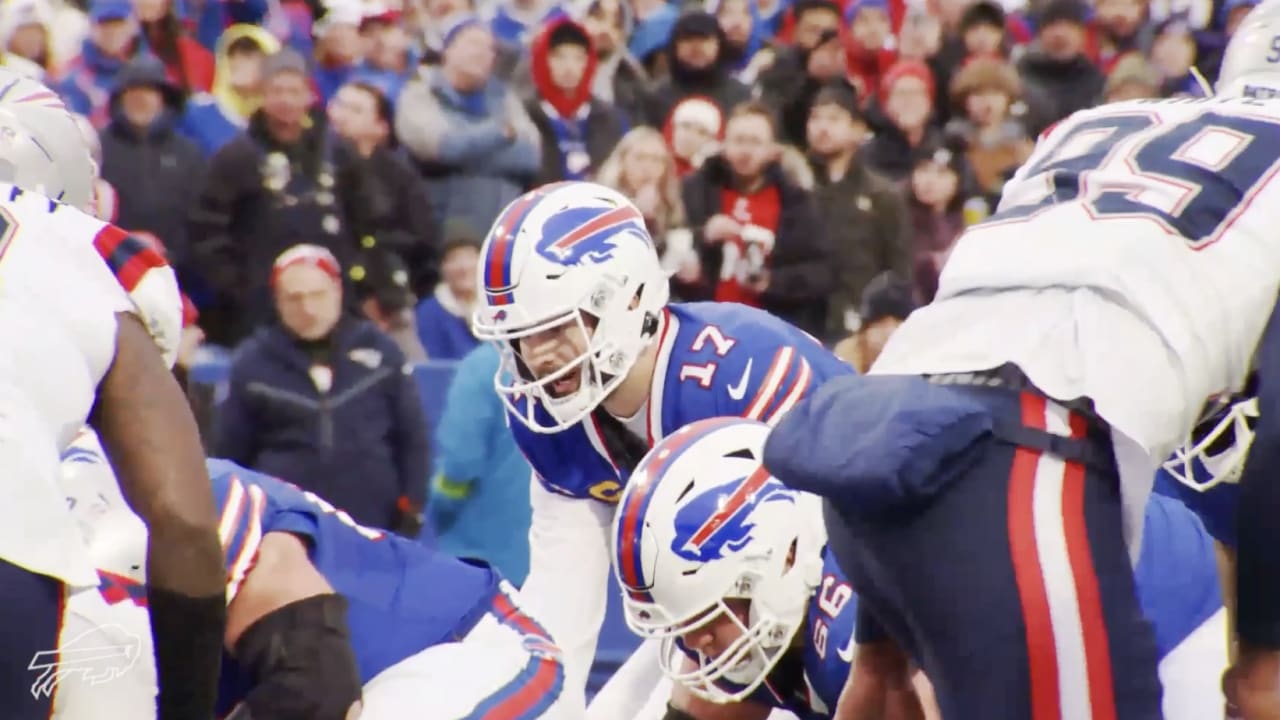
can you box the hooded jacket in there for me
[644,11,752,129]
[179,24,282,157]
[525,18,624,185]
[100,54,205,266]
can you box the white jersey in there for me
[872,95,1280,551]
[0,186,170,586]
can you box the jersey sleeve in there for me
[90,223,182,367]
[520,472,614,704]
[208,461,269,604]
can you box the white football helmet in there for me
[1218,0,1280,97]
[1163,396,1259,491]
[611,417,824,702]
[471,181,670,433]
[59,428,148,584]
[0,68,96,208]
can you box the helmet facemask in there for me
[1163,396,1259,491]
[477,268,662,433]
[626,539,813,703]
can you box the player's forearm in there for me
[95,313,224,596]
[96,314,226,718]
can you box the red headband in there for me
[270,244,342,289]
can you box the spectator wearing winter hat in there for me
[395,15,539,243]
[833,270,917,372]
[415,220,483,361]
[214,242,430,537]
[683,100,832,337]
[351,3,417,105]
[625,0,679,72]
[179,24,281,157]
[844,0,899,104]
[863,59,944,181]
[311,0,364,103]
[711,0,774,85]
[665,95,723,176]
[0,0,55,75]
[757,0,844,145]
[1103,52,1163,101]
[806,81,911,343]
[1017,0,1105,134]
[943,56,1031,199]
[919,0,1003,129]
[52,0,140,128]
[643,9,752,130]
[190,47,376,346]
[958,0,1009,59]
[526,17,624,185]
[101,54,205,273]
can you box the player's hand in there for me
[745,269,771,294]
[703,214,741,243]
[1226,648,1280,719]
[393,496,425,538]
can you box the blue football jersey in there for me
[207,459,500,709]
[511,302,854,503]
[1133,492,1224,658]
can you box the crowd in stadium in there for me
[11,0,1258,706]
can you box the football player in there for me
[758,1,1280,715]
[0,69,224,718]
[57,431,573,720]
[613,418,1228,720]
[468,180,852,712]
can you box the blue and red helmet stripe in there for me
[614,417,747,601]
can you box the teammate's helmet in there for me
[1163,396,1259,491]
[471,181,669,433]
[59,429,147,584]
[611,417,825,702]
[1217,0,1280,97]
[0,69,96,208]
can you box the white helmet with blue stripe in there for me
[0,68,96,208]
[1217,0,1280,98]
[471,181,670,433]
[610,417,825,702]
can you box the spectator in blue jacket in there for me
[415,221,481,360]
[213,243,429,535]
[394,14,540,239]
[430,342,532,585]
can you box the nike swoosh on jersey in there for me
[727,359,753,400]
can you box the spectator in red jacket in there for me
[131,0,215,93]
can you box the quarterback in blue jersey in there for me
[468,181,852,710]
[57,432,572,720]
[611,418,1229,720]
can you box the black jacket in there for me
[189,111,375,344]
[100,55,205,267]
[213,317,429,529]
